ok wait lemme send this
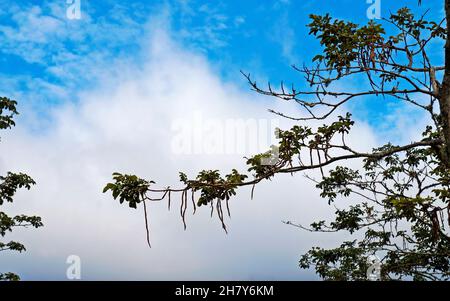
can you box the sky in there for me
[0,0,444,280]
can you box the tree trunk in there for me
[439,0,450,166]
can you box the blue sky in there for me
[0,0,445,280]
[0,0,443,132]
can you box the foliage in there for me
[0,97,43,281]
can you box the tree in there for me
[104,2,450,280]
[0,97,43,281]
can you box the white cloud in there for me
[0,13,382,280]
